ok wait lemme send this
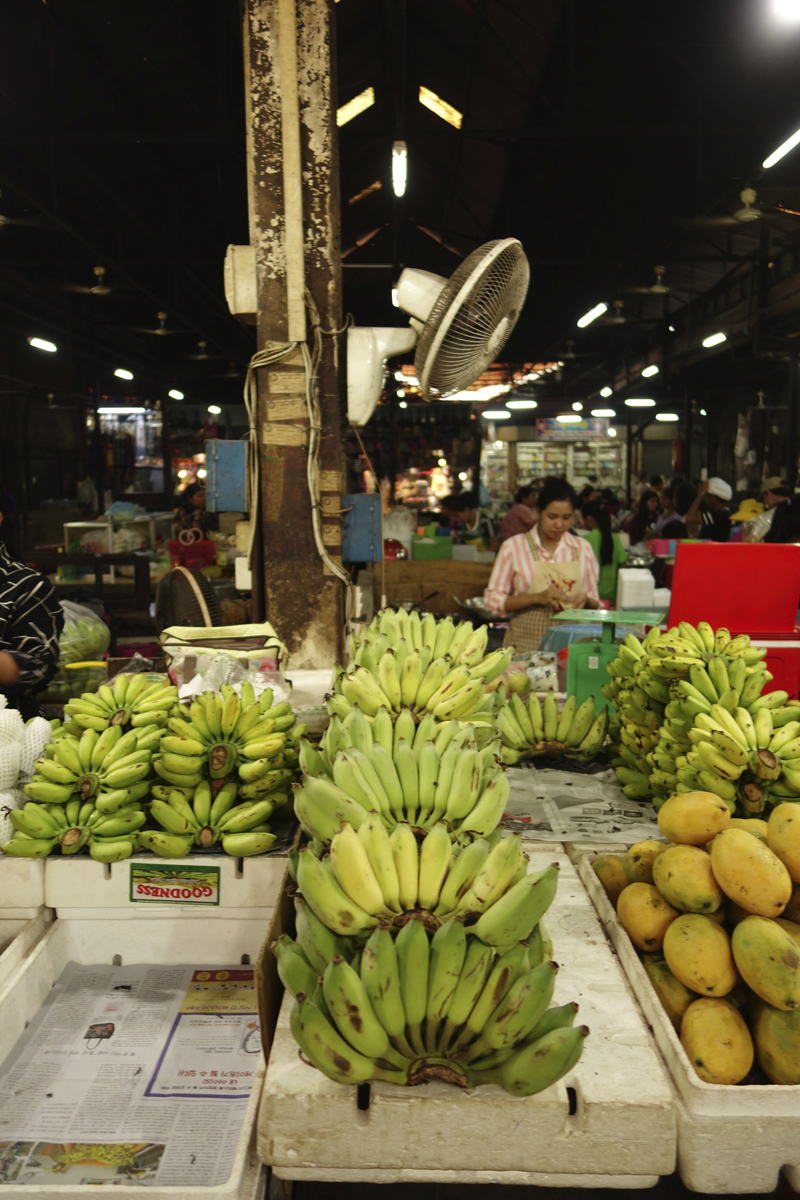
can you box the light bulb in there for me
[392,141,407,197]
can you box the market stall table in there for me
[375,559,493,616]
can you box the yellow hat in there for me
[729,498,764,522]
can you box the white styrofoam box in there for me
[452,544,478,562]
[0,910,53,991]
[652,587,671,608]
[259,848,676,1186]
[234,556,253,591]
[0,917,267,1200]
[45,854,286,919]
[616,568,655,610]
[578,850,800,1194]
[0,856,46,917]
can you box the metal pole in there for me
[245,0,345,665]
[684,392,692,483]
[625,411,632,500]
[788,351,799,491]
[472,419,482,499]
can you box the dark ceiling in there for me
[3,0,800,409]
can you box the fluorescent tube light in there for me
[483,410,511,419]
[168,389,184,400]
[572,401,583,411]
[642,364,659,378]
[600,386,613,398]
[506,399,537,410]
[28,337,57,353]
[556,414,582,423]
[577,302,607,328]
[702,332,727,348]
[656,413,680,422]
[392,141,407,197]
[208,405,221,415]
[98,406,144,415]
[592,408,615,418]
[625,398,655,407]
[114,368,134,380]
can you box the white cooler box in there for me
[259,847,677,1188]
[0,910,53,991]
[578,849,800,1194]
[45,855,286,920]
[0,917,269,1200]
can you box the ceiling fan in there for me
[216,361,243,379]
[586,300,665,327]
[680,187,800,229]
[131,311,182,337]
[185,340,221,362]
[621,265,670,295]
[63,265,120,296]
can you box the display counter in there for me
[374,559,493,615]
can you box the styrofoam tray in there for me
[0,857,46,917]
[0,917,269,1200]
[45,854,285,919]
[0,911,53,991]
[258,848,676,1186]
[578,850,800,1193]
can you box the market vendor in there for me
[440,490,499,551]
[483,477,600,653]
[0,496,64,719]
[173,482,209,537]
[498,484,538,542]
[684,477,732,542]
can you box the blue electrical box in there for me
[205,440,247,512]
[342,494,382,562]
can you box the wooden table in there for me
[374,559,493,615]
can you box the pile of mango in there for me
[592,791,800,1086]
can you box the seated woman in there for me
[483,477,600,654]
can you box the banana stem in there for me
[391,1032,418,1061]
[373,1064,410,1084]
[437,1017,458,1056]
[407,1022,426,1057]
[424,1017,439,1056]
[382,1043,414,1071]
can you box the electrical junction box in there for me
[341,494,382,563]
[223,244,257,325]
[205,440,248,513]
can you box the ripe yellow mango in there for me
[643,953,697,1030]
[680,998,754,1085]
[776,917,800,948]
[663,914,738,996]
[617,882,678,952]
[657,792,731,846]
[591,855,628,906]
[623,840,667,885]
[652,844,724,913]
[729,817,769,843]
[711,829,792,917]
[751,996,800,1085]
[732,915,800,1011]
[768,803,800,883]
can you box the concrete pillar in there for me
[244,0,345,667]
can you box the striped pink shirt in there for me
[483,527,600,617]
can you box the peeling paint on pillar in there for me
[246,0,345,668]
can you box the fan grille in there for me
[155,568,222,634]
[415,239,530,401]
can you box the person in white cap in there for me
[684,477,733,542]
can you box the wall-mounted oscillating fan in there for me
[347,237,530,424]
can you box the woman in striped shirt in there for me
[483,477,600,653]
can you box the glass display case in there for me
[480,443,510,501]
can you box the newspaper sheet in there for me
[502,765,661,844]
[0,964,260,1187]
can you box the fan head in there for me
[154,567,222,634]
[407,238,530,401]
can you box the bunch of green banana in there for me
[295,827,558,940]
[144,782,282,856]
[276,906,586,1093]
[294,724,508,840]
[24,725,154,806]
[334,610,512,725]
[158,682,301,794]
[494,691,609,765]
[63,672,178,732]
